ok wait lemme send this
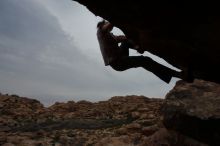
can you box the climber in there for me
[96,20,182,83]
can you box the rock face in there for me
[0,94,44,130]
[162,80,220,145]
[0,94,163,146]
[73,0,220,84]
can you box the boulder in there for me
[162,79,220,145]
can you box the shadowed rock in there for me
[73,0,220,83]
[162,80,220,145]
[12,118,132,132]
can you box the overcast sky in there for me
[0,0,179,106]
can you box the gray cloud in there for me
[0,0,177,106]
[0,0,97,99]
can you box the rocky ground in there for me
[1,79,219,146]
[0,94,163,146]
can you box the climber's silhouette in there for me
[97,20,182,83]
